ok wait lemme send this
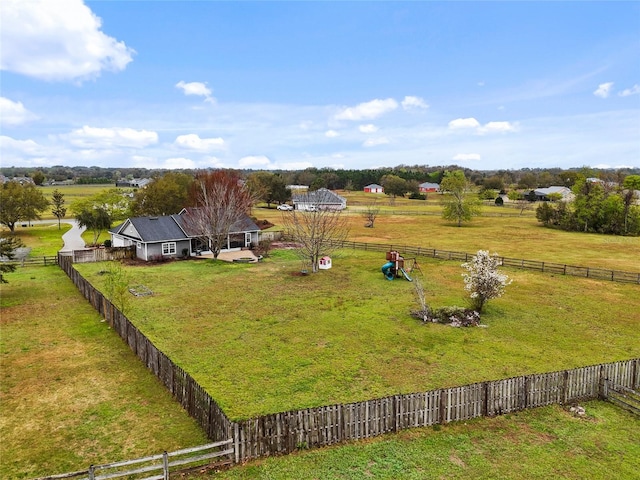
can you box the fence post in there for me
[89,465,95,480]
[234,422,240,464]
[163,451,169,480]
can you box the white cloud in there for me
[358,124,379,134]
[448,117,481,129]
[239,155,272,168]
[325,130,340,138]
[401,96,428,110]
[174,133,225,151]
[0,135,45,155]
[64,126,158,148]
[619,84,640,97]
[335,98,398,121]
[363,137,390,147]
[453,153,481,161]
[0,97,38,126]
[449,118,517,134]
[175,81,215,103]
[479,121,518,134]
[593,82,614,98]
[0,0,134,82]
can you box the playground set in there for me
[381,250,420,281]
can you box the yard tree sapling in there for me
[104,263,131,315]
[282,205,349,273]
[51,189,67,230]
[182,170,254,259]
[461,250,511,313]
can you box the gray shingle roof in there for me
[292,188,346,205]
[112,216,188,242]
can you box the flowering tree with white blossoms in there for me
[461,250,512,312]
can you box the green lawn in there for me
[201,401,640,480]
[75,248,640,420]
[0,266,208,479]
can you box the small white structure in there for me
[319,256,332,270]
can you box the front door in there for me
[245,232,252,247]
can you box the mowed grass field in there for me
[75,247,640,420]
[0,266,208,479]
[200,401,640,480]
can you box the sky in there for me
[1,1,639,172]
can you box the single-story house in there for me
[532,186,575,202]
[364,183,384,194]
[292,188,347,211]
[110,211,260,261]
[419,182,440,193]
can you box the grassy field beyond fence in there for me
[75,248,640,420]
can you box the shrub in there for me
[103,239,112,248]
[461,250,511,312]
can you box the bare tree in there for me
[363,200,380,228]
[182,170,254,259]
[282,208,349,273]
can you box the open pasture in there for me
[0,266,208,479]
[256,204,640,272]
[75,248,640,421]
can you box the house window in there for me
[162,242,176,255]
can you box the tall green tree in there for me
[440,170,481,227]
[130,172,193,216]
[51,189,67,230]
[73,188,131,224]
[0,182,49,231]
[380,174,409,200]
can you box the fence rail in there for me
[33,440,234,480]
[57,254,640,467]
[324,239,640,284]
[5,255,59,266]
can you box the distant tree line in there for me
[535,175,640,236]
[4,165,638,191]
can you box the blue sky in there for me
[1,1,638,171]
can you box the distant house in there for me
[292,188,347,211]
[286,185,309,192]
[532,186,575,202]
[364,184,384,194]
[115,178,151,188]
[419,182,440,193]
[109,210,260,261]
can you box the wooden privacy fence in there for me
[70,247,134,264]
[233,359,639,461]
[321,239,640,284]
[58,255,639,465]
